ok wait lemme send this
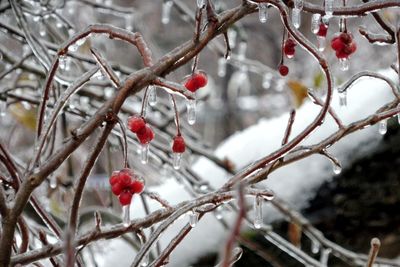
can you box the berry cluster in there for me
[283,38,296,59]
[331,32,357,59]
[109,168,144,206]
[184,71,208,92]
[127,115,154,144]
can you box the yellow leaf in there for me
[288,221,302,248]
[287,80,309,107]
[9,103,37,131]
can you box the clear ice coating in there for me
[197,0,205,8]
[173,153,182,170]
[324,0,334,18]
[339,90,347,107]
[292,8,301,29]
[311,13,321,34]
[141,144,150,164]
[148,86,157,106]
[378,119,387,135]
[317,36,326,51]
[122,205,130,227]
[253,195,263,229]
[258,3,268,23]
[218,57,227,77]
[320,248,332,267]
[262,73,273,89]
[189,210,198,227]
[187,99,196,125]
[294,0,303,10]
[333,163,342,175]
[339,58,349,71]
[161,0,173,25]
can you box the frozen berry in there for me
[118,168,134,186]
[317,23,328,37]
[127,116,145,133]
[111,182,123,195]
[278,64,289,76]
[109,171,120,186]
[184,71,208,92]
[331,37,344,51]
[283,39,296,58]
[119,191,133,206]
[331,32,356,59]
[130,180,144,194]
[137,125,154,144]
[172,135,186,153]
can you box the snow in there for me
[100,69,398,266]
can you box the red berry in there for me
[184,72,208,92]
[119,191,133,206]
[109,171,120,186]
[339,32,352,44]
[130,180,144,194]
[278,64,289,76]
[172,135,186,153]
[284,39,296,58]
[349,42,357,53]
[336,50,348,59]
[111,182,123,195]
[119,168,134,186]
[127,116,145,133]
[137,125,154,144]
[317,23,328,37]
[331,37,344,51]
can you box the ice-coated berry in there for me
[278,64,289,76]
[119,191,133,206]
[109,171,120,186]
[184,72,208,92]
[317,23,328,37]
[111,182,123,195]
[127,115,145,133]
[137,125,154,144]
[172,135,186,153]
[130,180,144,194]
[283,38,296,58]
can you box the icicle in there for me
[253,195,263,229]
[258,3,268,23]
[339,58,349,71]
[311,14,321,34]
[237,41,247,60]
[125,15,134,31]
[338,90,347,107]
[197,0,205,8]
[292,8,301,29]
[339,17,346,32]
[105,87,113,99]
[0,97,6,117]
[228,29,237,49]
[173,153,182,170]
[161,1,173,25]
[189,210,198,227]
[324,0,334,19]
[262,73,273,89]
[141,144,149,164]
[218,57,227,77]
[49,176,57,189]
[311,237,321,254]
[140,254,149,267]
[39,20,46,37]
[317,36,327,51]
[187,99,196,125]
[320,248,332,267]
[148,86,157,106]
[378,120,387,135]
[215,206,223,220]
[294,0,303,10]
[122,205,130,227]
[333,163,342,175]
[59,55,67,70]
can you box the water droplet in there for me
[49,176,57,189]
[122,205,130,226]
[320,248,332,266]
[339,58,349,71]
[253,195,263,229]
[161,1,173,25]
[333,164,342,175]
[237,41,247,60]
[189,210,198,227]
[262,73,272,89]
[197,0,205,8]
[311,13,321,34]
[105,87,113,99]
[294,0,303,10]
[187,99,196,125]
[56,21,63,28]
[215,206,223,220]
[39,21,46,36]
[311,238,320,254]
[218,57,227,77]
[258,3,268,23]
[292,8,301,29]
[141,144,149,164]
[378,119,387,135]
[148,86,157,106]
[227,29,237,49]
[317,36,326,51]
[324,0,334,19]
[173,153,182,170]
[338,90,347,107]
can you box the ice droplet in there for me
[320,248,332,267]
[378,120,387,135]
[311,238,321,254]
[311,13,321,34]
[333,164,342,175]
[294,0,303,10]
[317,36,326,51]
[339,58,349,71]
[339,90,347,107]
[173,153,182,170]
[187,99,196,125]
[262,73,273,89]
[197,0,205,8]
[105,87,113,99]
[189,210,198,227]
[292,8,301,29]
[218,57,227,77]
[258,3,268,23]
[148,86,157,106]
[122,205,130,226]
[141,144,149,164]
[161,1,173,25]
[39,21,46,36]
[253,195,263,229]
[325,0,334,19]
[215,206,223,220]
